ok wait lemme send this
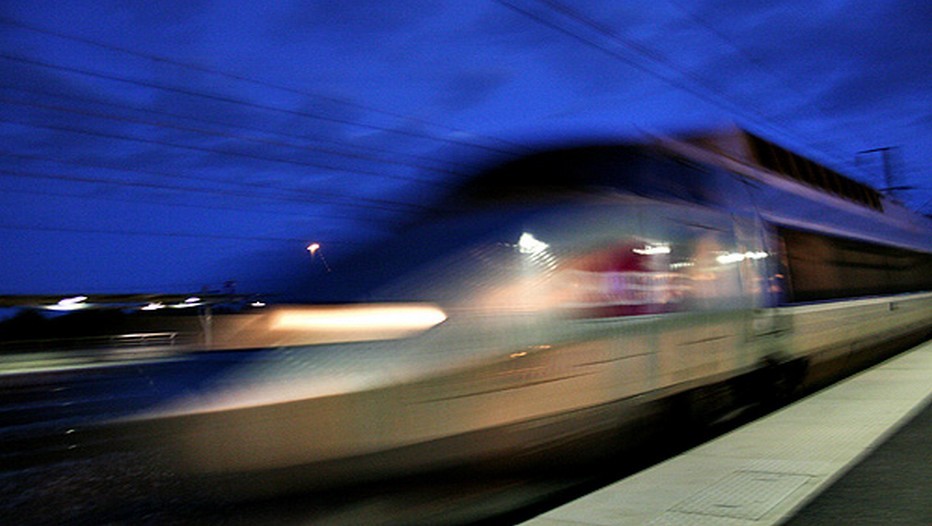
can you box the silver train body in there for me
[129,129,932,495]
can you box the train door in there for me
[732,215,790,372]
[635,205,746,384]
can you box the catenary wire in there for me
[0,52,520,156]
[0,116,453,189]
[0,181,391,224]
[0,95,467,182]
[0,83,479,173]
[661,0,899,186]
[0,15,528,152]
[494,0,880,182]
[0,145,437,214]
[0,164,432,215]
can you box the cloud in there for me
[285,0,440,34]
[269,0,442,51]
[436,70,510,111]
[2,0,929,297]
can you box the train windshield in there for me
[447,144,723,207]
[304,145,754,314]
[306,205,557,306]
[306,197,753,317]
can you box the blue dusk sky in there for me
[0,1,929,299]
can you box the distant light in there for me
[141,302,165,311]
[47,295,89,311]
[518,232,549,255]
[250,301,267,308]
[307,243,320,255]
[716,251,769,264]
[633,244,671,255]
[170,296,203,309]
[59,295,88,305]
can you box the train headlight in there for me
[270,303,449,344]
[208,304,448,349]
[271,304,447,333]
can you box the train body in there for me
[128,128,932,495]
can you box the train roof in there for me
[656,128,931,253]
[673,129,883,210]
[450,127,932,254]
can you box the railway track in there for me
[0,350,263,470]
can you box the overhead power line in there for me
[0,51,519,157]
[0,160,431,214]
[0,15,527,152]
[0,220,369,246]
[0,94,466,182]
[2,129,441,213]
[0,83,478,173]
[0,183,387,224]
[662,0,890,179]
[0,116,452,188]
[494,0,878,182]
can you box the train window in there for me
[549,239,690,318]
[747,132,884,212]
[541,235,746,319]
[778,227,932,302]
[410,205,756,319]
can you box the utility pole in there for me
[857,146,895,193]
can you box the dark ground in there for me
[2,343,927,525]
[784,400,931,526]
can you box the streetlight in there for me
[306,242,331,272]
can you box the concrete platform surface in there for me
[520,339,932,525]
[782,398,930,524]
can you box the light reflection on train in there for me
[122,128,932,498]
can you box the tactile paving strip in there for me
[668,470,812,520]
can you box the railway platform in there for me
[520,338,932,526]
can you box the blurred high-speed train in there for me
[127,128,932,495]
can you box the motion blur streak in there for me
[117,128,931,499]
[271,304,447,332]
[204,304,448,350]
